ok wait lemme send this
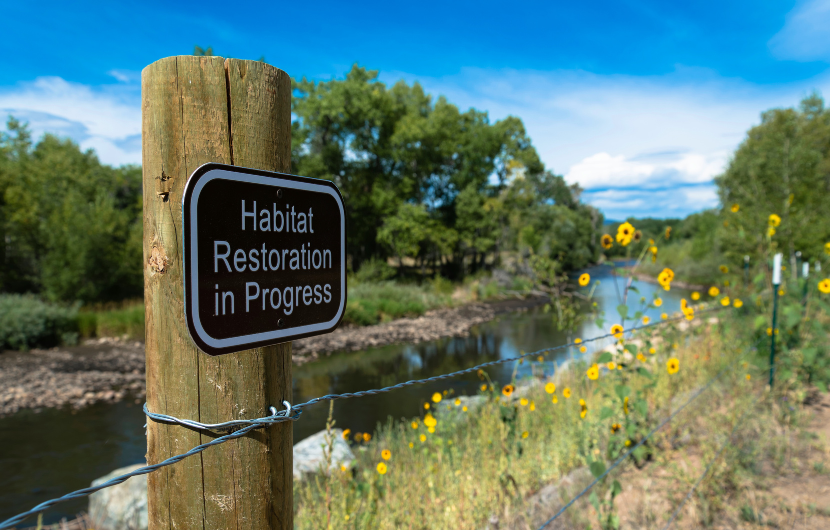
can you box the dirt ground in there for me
[497,388,830,530]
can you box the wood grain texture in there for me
[142,56,293,530]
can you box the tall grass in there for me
[293,316,760,528]
[77,301,144,340]
[343,281,454,326]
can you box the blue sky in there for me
[2,0,830,219]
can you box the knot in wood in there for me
[148,245,168,274]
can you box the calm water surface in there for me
[0,263,688,523]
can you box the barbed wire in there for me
[0,305,723,529]
[537,334,763,530]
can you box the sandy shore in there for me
[0,296,548,418]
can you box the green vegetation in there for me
[0,294,79,351]
[0,118,143,303]
[293,66,603,278]
[343,281,452,326]
[77,302,144,341]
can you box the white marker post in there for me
[770,253,782,386]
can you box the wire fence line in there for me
[536,334,764,530]
[1,306,724,529]
[661,383,766,530]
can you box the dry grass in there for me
[293,317,767,529]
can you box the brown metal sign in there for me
[182,163,346,356]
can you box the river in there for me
[0,263,689,524]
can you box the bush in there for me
[354,258,396,283]
[0,294,79,351]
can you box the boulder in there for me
[292,428,356,480]
[88,464,147,530]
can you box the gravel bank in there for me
[0,338,145,418]
[0,296,548,417]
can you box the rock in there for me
[87,429,357,529]
[293,428,356,480]
[88,464,148,530]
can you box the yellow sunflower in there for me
[502,384,515,397]
[691,291,700,301]
[642,316,650,325]
[819,279,830,294]
[667,358,679,375]
[563,387,571,398]
[610,324,624,339]
[768,214,781,227]
[720,296,731,307]
[432,392,442,403]
[587,364,600,380]
[731,204,739,213]
[579,273,590,287]
[768,227,776,237]
[601,234,614,249]
[381,449,391,461]
[545,382,556,394]
[377,462,387,475]
[709,286,720,297]
[616,222,635,247]
[825,242,830,255]
[719,265,729,273]
[654,297,663,307]
[733,299,744,308]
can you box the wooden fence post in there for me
[142,56,293,529]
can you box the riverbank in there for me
[0,295,549,418]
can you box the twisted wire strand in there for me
[537,334,762,530]
[0,306,722,529]
[661,372,768,529]
[0,423,260,529]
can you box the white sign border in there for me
[184,167,346,350]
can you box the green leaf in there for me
[598,352,613,363]
[615,385,631,400]
[589,491,600,512]
[624,343,639,354]
[600,406,614,420]
[636,367,653,379]
[628,285,640,294]
[590,461,606,479]
[633,311,643,320]
[626,423,637,438]
[634,398,648,417]
[754,315,767,330]
[611,479,623,497]
[617,304,629,320]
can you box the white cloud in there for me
[0,76,140,166]
[381,65,830,218]
[769,0,830,62]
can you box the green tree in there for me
[0,118,142,302]
[716,93,830,265]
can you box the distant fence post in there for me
[142,56,293,529]
[769,253,782,387]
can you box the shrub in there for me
[0,294,79,351]
[354,258,396,283]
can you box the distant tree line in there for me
[0,63,603,304]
